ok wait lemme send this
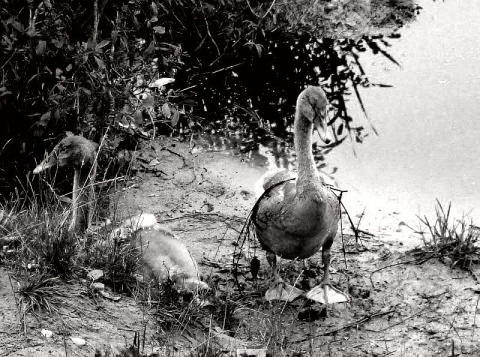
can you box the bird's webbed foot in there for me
[265,281,304,302]
[305,282,349,304]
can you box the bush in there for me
[0,0,420,198]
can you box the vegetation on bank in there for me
[7,1,480,356]
[0,0,420,197]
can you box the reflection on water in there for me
[193,132,332,175]
[195,0,480,225]
[193,133,292,169]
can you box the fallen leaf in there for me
[70,337,86,346]
[91,282,105,291]
[87,269,104,281]
[41,329,53,338]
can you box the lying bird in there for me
[111,213,209,292]
[252,86,349,305]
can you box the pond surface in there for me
[194,0,480,228]
[326,0,480,224]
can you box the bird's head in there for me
[296,86,330,143]
[33,135,99,174]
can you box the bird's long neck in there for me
[294,113,318,194]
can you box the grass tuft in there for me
[416,200,480,269]
[14,272,67,317]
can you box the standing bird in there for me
[253,86,349,304]
[33,134,98,232]
[33,135,208,292]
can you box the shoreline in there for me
[1,136,479,356]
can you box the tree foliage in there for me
[0,0,420,197]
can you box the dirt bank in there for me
[2,136,479,356]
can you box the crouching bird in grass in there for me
[33,134,98,232]
[252,86,349,306]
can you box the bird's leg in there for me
[266,251,280,282]
[86,161,97,229]
[320,240,333,288]
[69,168,80,232]
[264,252,303,302]
[304,239,349,305]
[317,239,349,305]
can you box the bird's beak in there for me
[33,158,55,174]
[33,151,62,174]
[314,107,330,144]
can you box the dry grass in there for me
[415,200,480,270]
[0,179,237,355]
[0,193,326,356]
[14,273,65,315]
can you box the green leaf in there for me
[38,112,51,127]
[133,110,143,124]
[52,39,64,48]
[95,40,110,50]
[142,94,154,109]
[162,103,171,117]
[36,40,46,55]
[153,26,165,34]
[143,41,155,59]
[87,38,95,50]
[26,28,38,37]
[337,123,344,136]
[12,21,24,33]
[94,56,105,70]
[151,2,158,15]
[254,43,263,57]
[171,108,180,126]
[80,87,91,95]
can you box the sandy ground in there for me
[2,136,480,356]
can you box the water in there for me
[325,0,480,224]
[195,0,480,229]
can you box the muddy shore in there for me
[2,137,479,356]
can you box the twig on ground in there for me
[472,294,480,341]
[158,146,189,168]
[357,228,375,237]
[367,306,429,333]
[159,212,244,233]
[330,187,371,248]
[294,308,396,342]
[369,255,435,288]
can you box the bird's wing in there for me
[253,177,297,231]
[262,170,296,191]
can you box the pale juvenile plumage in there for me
[253,86,348,304]
[112,213,209,291]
